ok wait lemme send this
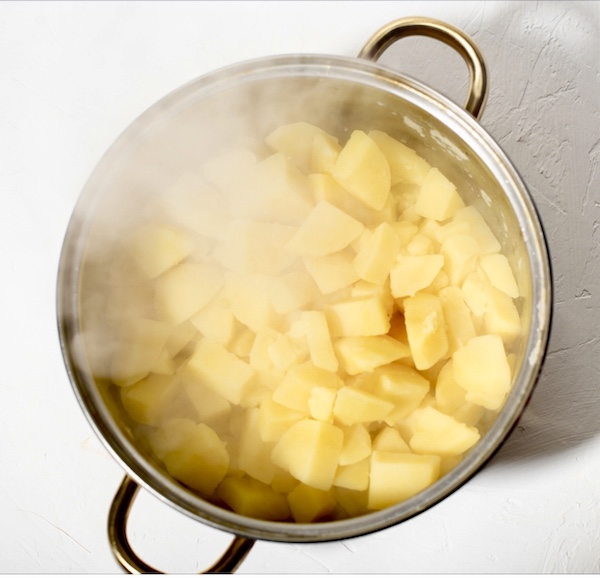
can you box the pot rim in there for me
[57,52,553,542]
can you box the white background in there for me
[1,0,599,573]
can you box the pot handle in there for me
[108,475,255,574]
[358,16,488,119]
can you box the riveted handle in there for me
[358,16,488,119]
[108,475,255,574]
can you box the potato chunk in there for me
[414,167,465,221]
[124,223,192,279]
[155,263,224,325]
[285,201,364,258]
[332,130,391,211]
[271,419,344,490]
[368,451,441,509]
[409,406,480,456]
[452,334,512,410]
[150,419,229,496]
[403,293,449,370]
[217,476,290,521]
[185,338,256,406]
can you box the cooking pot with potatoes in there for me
[57,17,552,573]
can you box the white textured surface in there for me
[1,1,599,573]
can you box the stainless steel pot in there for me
[57,17,552,573]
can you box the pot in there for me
[57,17,552,573]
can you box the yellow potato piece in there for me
[288,484,337,523]
[409,406,480,457]
[185,337,256,406]
[479,253,520,298]
[414,167,465,221]
[332,130,391,211]
[155,262,224,325]
[368,130,431,186]
[403,292,449,370]
[390,254,444,298]
[334,335,410,376]
[333,386,394,426]
[271,419,344,491]
[285,201,365,258]
[124,223,192,279]
[452,334,512,410]
[217,476,291,521]
[368,451,441,510]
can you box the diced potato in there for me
[268,332,307,373]
[124,223,192,279]
[325,296,390,337]
[332,130,391,211]
[271,419,344,490]
[334,335,410,376]
[372,426,411,453]
[369,363,430,423]
[217,476,290,521]
[403,293,449,370]
[414,168,465,221]
[212,219,297,275]
[308,386,337,422]
[479,253,520,298]
[483,285,522,345]
[249,327,283,375]
[308,173,387,226]
[287,484,337,523]
[453,334,512,410]
[110,319,173,386]
[334,458,370,491]
[270,270,320,314]
[390,254,444,298]
[368,130,431,186]
[152,419,229,496]
[339,424,372,466]
[406,233,434,256]
[155,263,224,325]
[461,270,490,318]
[226,273,282,333]
[334,487,369,518]
[178,366,231,424]
[311,132,342,174]
[201,148,257,197]
[120,374,180,426]
[391,220,419,247]
[265,121,332,174]
[190,292,236,346]
[409,406,480,456]
[303,251,360,295]
[353,222,401,285]
[286,201,365,258]
[438,286,476,355]
[165,321,198,358]
[451,206,501,254]
[272,362,343,413]
[185,337,256,406]
[368,451,441,509]
[258,396,304,443]
[231,153,313,224]
[236,408,277,484]
[440,234,481,286]
[161,172,230,240]
[434,359,467,414]
[302,310,338,372]
[333,386,394,426]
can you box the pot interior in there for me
[59,55,550,541]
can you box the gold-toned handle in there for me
[108,475,255,574]
[359,16,488,119]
